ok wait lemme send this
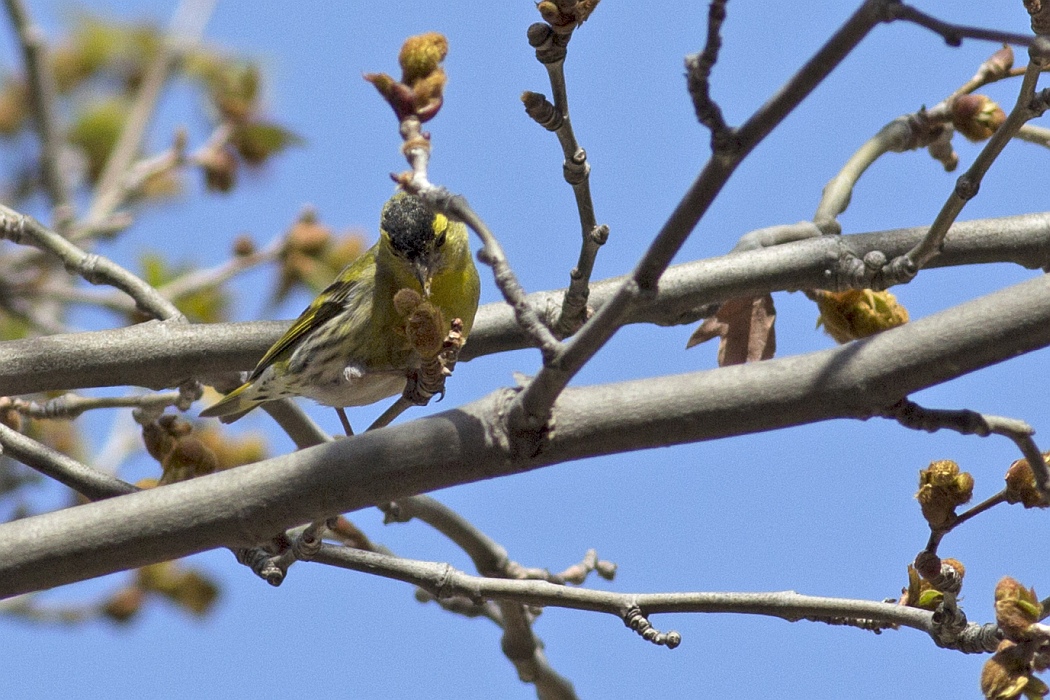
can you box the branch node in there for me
[521,91,563,131]
[235,547,286,587]
[589,224,609,245]
[955,174,980,201]
[623,606,681,649]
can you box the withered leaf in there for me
[686,294,776,366]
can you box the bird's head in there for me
[380,192,451,298]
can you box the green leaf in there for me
[233,121,304,165]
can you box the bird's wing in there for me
[247,247,375,381]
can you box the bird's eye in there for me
[435,231,447,248]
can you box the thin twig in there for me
[158,234,283,302]
[903,40,1050,275]
[881,397,1050,500]
[813,111,950,233]
[525,21,603,338]
[0,293,70,334]
[509,1,891,432]
[85,0,217,227]
[40,230,283,316]
[684,0,730,141]
[311,545,950,642]
[925,491,1008,553]
[0,422,137,501]
[1015,122,1050,148]
[1,0,72,216]
[6,391,182,420]
[0,204,185,321]
[886,3,1034,48]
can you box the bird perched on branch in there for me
[200,191,480,423]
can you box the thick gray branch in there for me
[0,269,1049,596]
[0,213,1046,397]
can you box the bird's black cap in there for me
[382,194,435,261]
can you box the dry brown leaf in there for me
[687,294,776,366]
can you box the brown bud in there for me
[994,576,1042,641]
[951,94,1006,142]
[142,420,175,462]
[285,209,332,256]
[1005,455,1050,508]
[404,299,446,358]
[393,288,423,317]
[986,45,1015,78]
[411,68,446,123]
[232,234,256,257]
[199,145,238,193]
[159,436,219,485]
[101,586,144,623]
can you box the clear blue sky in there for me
[2,2,1047,698]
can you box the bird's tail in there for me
[199,382,260,423]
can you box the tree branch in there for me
[509,0,891,432]
[306,546,943,640]
[0,212,1048,398]
[85,0,216,227]
[1,268,1050,595]
[0,422,137,501]
[0,204,185,321]
[2,0,71,214]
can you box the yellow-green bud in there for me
[814,289,908,344]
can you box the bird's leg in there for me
[335,407,354,436]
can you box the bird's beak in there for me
[413,260,433,298]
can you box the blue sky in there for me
[1,2,1048,698]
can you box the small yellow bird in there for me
[201,192,480,423]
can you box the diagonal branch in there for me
[85,0,217,227]
[0,204,185,321]
[509,0,894,432]
[1,0,71,215]
[901,39,1050,278]
[0,422,137,501]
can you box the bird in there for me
[200,191,480,424]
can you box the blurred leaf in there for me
[687,295,776,366]
[51,14,162,93]
[136,561,220,617]
[196,60,261,123]
[50,15,123,92]
[134,170,183,201]
[233,121,304,166]
[195,425,268,470]
[0,311,31,341]
[138,253,229,323]
[0,79,29,136]
[24,420,85,463]
[67,98,128,181]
